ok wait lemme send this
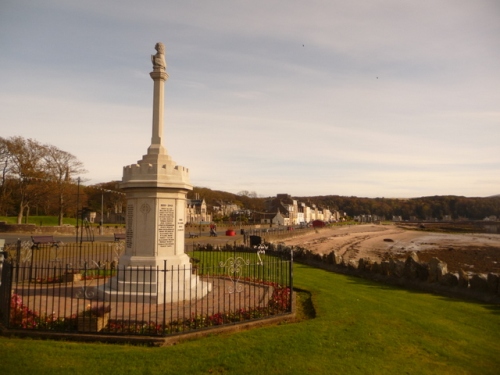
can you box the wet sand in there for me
[280,224,500,273]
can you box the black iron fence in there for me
[0,241,292,337]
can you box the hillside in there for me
[189,187,500,220]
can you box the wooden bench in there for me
[31,235,60,249]
[114,233,126,241]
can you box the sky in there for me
[1,0,499,199]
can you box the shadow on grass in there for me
[294,287,316,321]
[339,272,500,316]
[295,260,500,316]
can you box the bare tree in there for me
[0,137,13,215]
[1,136,87,224]
[4,137,50,223]
[43,144,87,225]
[237,190,258,198]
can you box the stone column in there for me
[148,69,168,155]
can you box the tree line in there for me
[191,189,500,221]
[2,136,498,225]
[0,136,89,224]
[0,136,124,226]
[296,195,500,221]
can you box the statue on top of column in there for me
[151,42,166,71]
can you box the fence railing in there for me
[0,242,292,337]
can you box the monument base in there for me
[98,263,212,304]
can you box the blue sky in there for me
[1,0,499,198]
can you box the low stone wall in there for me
[258,228,316,243]
[0,223,40,233]
[289,246,500,304]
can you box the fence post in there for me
[0,257,13,327]
[16,239,21,265]
[15,239,23,283]
[289,248,293,312]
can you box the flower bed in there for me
[104,283,291,336]
[9,294,72,330]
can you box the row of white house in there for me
[259,194,345,226]
[186,193,345,226]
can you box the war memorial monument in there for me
[101,42,211,303]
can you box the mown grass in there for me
[0,215,77,226]
[1,264,499,375]
[0,216,125,228]
[190,249,289,285]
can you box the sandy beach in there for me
[280,224,500,273]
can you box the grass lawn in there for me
[1,263,499,375]
[0,215,77,226]
[0,216,124,228]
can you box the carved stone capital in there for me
[150,71,169,81]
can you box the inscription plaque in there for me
[158,203,175,247]
[126,204,134,249]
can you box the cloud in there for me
[1,0,499,198]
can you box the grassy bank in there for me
[1,264,499,374]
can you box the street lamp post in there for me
[75,177,80,244]
[100,190,104,235]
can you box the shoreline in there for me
[280,224,500,274]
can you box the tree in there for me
[43,144,87,225]
[85,181,125,224]
[0,137,13,215]
[237,190,258,198]
[1,136,86,224]
[3,137,51,223]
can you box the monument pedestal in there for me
[99,163,212,303]
[101,265,211,304]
